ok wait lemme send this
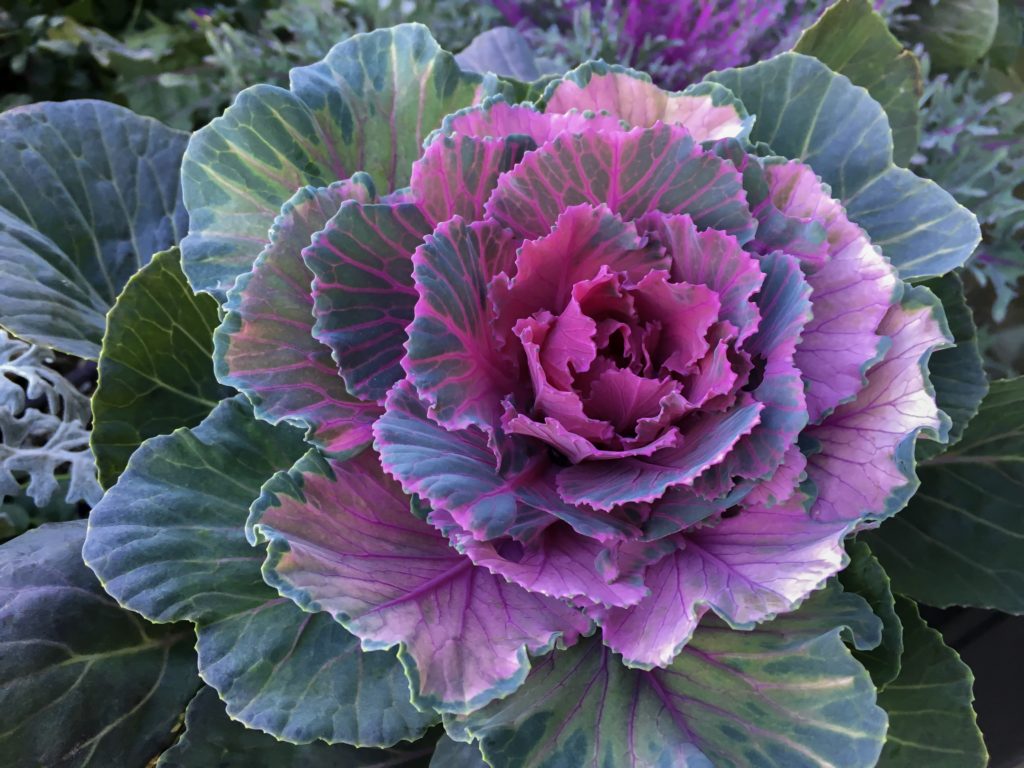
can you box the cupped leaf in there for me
[251,449,590,714]
[915,273,988,460]
[158,686,438,768]
[306,202,430,402]
[181,24,487,298]
[794,0,922,165]
[707,53,979,279]
[83,396,435,745]
[485,123,756,245]
[864,377,1024,612]
[0,521,199,768]
[902,0,1000,71]
[216,179,380,457]
[91,247,231,489]
[876,598,986,767]
[806,286,952,524]
[840,540,903,689]
[0,100,187,358]
[451,587,886,768]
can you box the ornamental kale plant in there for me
[1,1,1020,765]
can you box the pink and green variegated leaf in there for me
[640,212,763,339]
[449,519,650,608]
[216,178,379,456]
[601,496,849,669]
[249,449,590,714]
[555,401,764,510]
[305,202,431,402]
[695,251,811,497]
[541,62,751,142]
[404,217,518,430]
[180,25,491,298]
[484,124,756,245]
[409,134,533,225]
[806,285,952,524]
[375,381,639,542]
[493,204,669,328]
[437,98,626,145]
[765,161,901,424]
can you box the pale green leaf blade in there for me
[0,101,188,358]
[793,0,922,165]
[91,247,232,489]
[180,24,487,298]
[0,521,199,768]
[864,378,1024,611]
[876,598,986,767]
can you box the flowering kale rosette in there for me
[81,21,981,767]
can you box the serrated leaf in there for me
[916,272,988,460]
[157,686,437,768]
[216,180,380,458]
[451,586,886,768]
[841,540,903,689]
[83,396,436,746]
[707,53,979,279]
[864,378,1024,611]
[0,100,188,358]
[876,598,986,767]
[794,0,922,165]
[0,521,199,768]
[180,24,488,298]
[91,247,231,488]
[903,0,1000,71]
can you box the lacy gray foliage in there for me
[0,332,99,510]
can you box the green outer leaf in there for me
[864,378,1024,611]
[794,0,922,165]
[916,273,988,461]
[707,53,980,279]
[840,540,903,689]
[451,587,886,768]
[876,598,986,767]
[903,0,1000,71]
[85,395,307,624]
[158,686,437,768]
[83,397,436,746]
[0,521,199,768]
[91,247,231,489]
[195,604,437,747]
[0,100,188,358]
[180,23,487,298]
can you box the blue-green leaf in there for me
[707,53,979,279]
[0,521,199,768]
[0,101,187,358]
[84,396,436,746]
